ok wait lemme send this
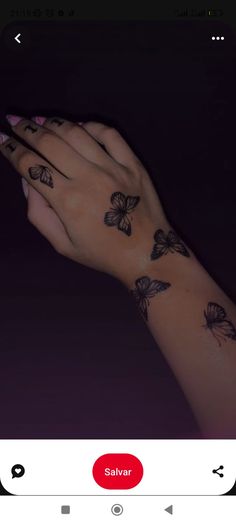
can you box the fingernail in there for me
[0,132,10,144]
[32,116,46,126]
[6,114,23,126]
[77,122,84,126]
[21,178,29,199]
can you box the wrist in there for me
[116,228,195,291]
[114,221,172,289]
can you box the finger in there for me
[6,115,93,180]
[24,180,75,256]
[80,122,141,170]
[32,116,116,171]
[0,132,67,206]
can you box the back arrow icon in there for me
[14,33,21,44]
[165,505,173,515]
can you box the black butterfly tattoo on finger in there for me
[28,165,54,188]
[203,302,236,347]
[151,229,190,260]
[130,276,171,321]
[104,191,140,237]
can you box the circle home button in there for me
[92,453,143,489]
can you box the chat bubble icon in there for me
[11,464,25,479]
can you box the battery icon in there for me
[208,9,224,16]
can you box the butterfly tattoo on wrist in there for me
[29,165,54,188]
[130,276,171,321]
[104,191,140,237]
[203,302,236,347]
[151,229,190,260]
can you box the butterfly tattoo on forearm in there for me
[104,192,140,237]
[203,302,236,347]
[151,229,190,260]
[130,276,171,321]
[28,165,54,188]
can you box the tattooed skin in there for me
[203,302,236,347]
[104,191,140,236]
[5,143,16,153]
[130,276,171,321]
[24,125,38,133]
[28,165,54,188]
[50,118,64,126]
[151,229,190,260]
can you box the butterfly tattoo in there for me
[203,302,236,347]
[130,276,171,321]
[28,165,54,188]
[151,229,190,260]
[104,191,140,237]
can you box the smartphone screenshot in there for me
[0,4,235,522]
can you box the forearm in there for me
[2,114,235,436]
[123,241,236,437]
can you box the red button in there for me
[92,453,143,489]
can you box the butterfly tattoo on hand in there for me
[29,165,54,188]
[130,276,171,321]
[104,191,140,237]
[151,229,190,260]
[203,302,236,347]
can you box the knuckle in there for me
[133,158,145,175]
[18,151,35,172]
[102,126,119,141]
[129,157,146,179]
[66,124,81,142]
[37,131,54,150]
[54,243,67,257]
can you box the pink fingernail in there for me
[21,178,29,199]
[77,122,84,126]
[32,116,46,126]
[0,132,10,144]
[6,114,23,126]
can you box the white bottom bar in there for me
[0,495,234,524]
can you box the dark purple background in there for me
[0,20,235,438]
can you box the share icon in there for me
[212,465,224,478]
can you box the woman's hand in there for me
[0,117,169,285]
[2,115,236,437]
